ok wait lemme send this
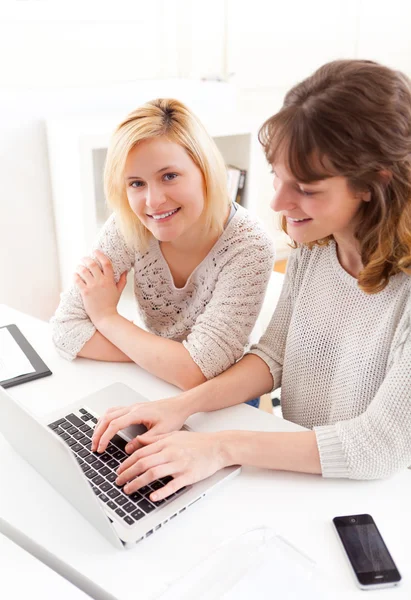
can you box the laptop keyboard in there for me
[48,408,186,527]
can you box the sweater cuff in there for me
[314,425,351,478]
[245,348,281,392]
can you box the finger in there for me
[75,264,94,285]
[117,271,128,294]
[122,462,179,496]
[73,273,86,290]
[91,407,131,451]
[125,432,168,454]
[118,440,165,476]
[116,448,168,487]
[94,250,114,278]
[81,256,103,278]
[148,474,189,503]
[97,411,148,452]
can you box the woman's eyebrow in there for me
[125,165,179,180]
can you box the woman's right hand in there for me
[91,396,189,454]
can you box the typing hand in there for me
[115,431,225,502]
[74,249,127,327]
[91,397,189,454]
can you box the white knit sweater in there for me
[51,205,275,379]
[249,240,411,480]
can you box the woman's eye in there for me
[299,189,315,197]
[130,180,144,188]
[163,173,178,182]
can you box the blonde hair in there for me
[104,98,230,250]
[259,60,411,294]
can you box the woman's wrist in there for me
[215,430,242,468]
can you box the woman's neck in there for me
[333,231,363,278]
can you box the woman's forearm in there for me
[77,331,133,362]
[183,354,275,415]
[93,313,206,390]
[218,430,322,475]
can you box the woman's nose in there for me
[145,185,166,210]
[270,185,297,213]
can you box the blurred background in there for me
[1,0,410,320]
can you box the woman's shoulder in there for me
[223,204,275,254]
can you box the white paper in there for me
[158,527,322,600]
[0,328,35,381]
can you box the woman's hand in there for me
[74,249,127,327]
[115,431,226,502]
[91,397,190,453]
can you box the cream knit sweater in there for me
[249,240,411,480]
[51,205,275,379]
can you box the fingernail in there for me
[151,494,158,501]
[124,485,130,494]
[116,477,122,485]
[125,443,133,453]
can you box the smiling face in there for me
[124,136,206,243]
[270,162,369,245]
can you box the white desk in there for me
[1,304,410,599]
[0,529,89,600]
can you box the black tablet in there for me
[0,324,52,388]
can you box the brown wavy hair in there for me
[259,59,411,293]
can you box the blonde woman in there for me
[51,99,275,391]
[92,60,411,498]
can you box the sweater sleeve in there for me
[314,314,411,480]
[182,230,275,379]
[246,248,302,391]
[50,214,135,360]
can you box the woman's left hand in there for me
[115,431,226,502]
[74,250,127,326]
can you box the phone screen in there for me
[333,514,401,587]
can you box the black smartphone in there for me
[333,514,401,589]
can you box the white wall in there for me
[1,0,411,320]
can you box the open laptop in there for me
[0,382,241,549]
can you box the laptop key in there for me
[106,473,117,483]
[130,509,145,521]
[66,413,84,428]
[55,428,64,435]
[124,516,135,526]
[67,426,78,435]
[99,494,109,503]
[61,432,70,441]
[91,417,98,424]
[66,438,77,447]
[73,431,85,441]
[79,424,92,433]
[78,448,89,458]
[139,485,152,496]
[98,466,111,477]
[99,482,112,492]
[106,445,117,455]
[112,450,126,461]
[115,495,128,507]
[129,492,143,502]
[123,502,137,513]
[92,486,101,496]
[111,434,128,452]
[107,489,120,499]
[85,454,97,464]
[107,459,119,470]
[107,501,117,510]
[85,469,98,480]
[79,408,87,414]
[137,498,155,514]
[48,418,65,429]
[60,421,72,430]
[115,508,126,518]
[72,443,83,453]
[150,481,163,491]
[93,475,105,486]
[99,453,112,463]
